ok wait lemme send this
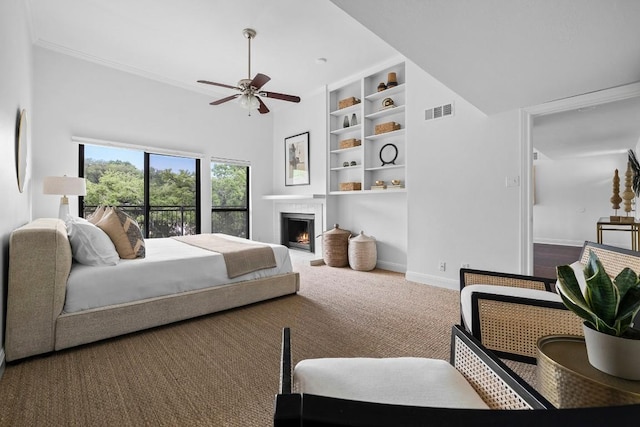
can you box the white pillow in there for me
[65,216,119,266]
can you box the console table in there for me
[596,217,640,251]
[536,335,640,408]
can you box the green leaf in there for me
[584,252,617,325]
[615,268,639,302]
[556,264,597,323]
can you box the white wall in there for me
[533,152,631,248]
[32,48,276,241]
[0,0,34,363]
[405,61,522,289]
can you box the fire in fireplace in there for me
[281,213,315,253]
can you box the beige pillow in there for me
[87,205,106,224]
[96,207,145,259]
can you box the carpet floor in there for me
[0,253,534,426]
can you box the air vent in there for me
[425,102,454,121]
[533,152,538,160]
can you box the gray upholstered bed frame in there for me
[5,218,300,362]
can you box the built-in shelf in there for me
[364,83,406,102]
[330,123,362,135]
[328,61,406,194]
[365,129,405,141]
[329,189,407,195]
[365,105,406,120]
[329,103,361,117]
[365,164,405,171]
[331,165,362,171]
[329,146,363,155]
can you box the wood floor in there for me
[533,243,582,279]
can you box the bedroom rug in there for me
[0,254,534,426]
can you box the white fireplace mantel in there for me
[262,194,326,200]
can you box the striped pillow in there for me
[96,207,145,259]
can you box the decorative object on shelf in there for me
[15,109,28,193]
[379,143,398,166]
[610,169,622,221]
[381,97,395,110]
[43,175,87,219]
[350,161,356,166]
[343,161,349,167]
[285,131,310,186]
[556,251,640,380]
[343,115,350,128]
[350,113,357,126]
[338,96,361,110]
[388,179,404,190]
[339,182,361,191]
[371,180,386,190]
[377,82,387,92]
[348,231,377,271]
[321,224,351,267]
[622,162,635,223]
[339,138,361,149]
[387,72,398,88]
[374,121,401,135]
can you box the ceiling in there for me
[24,0,640,151]
[533,95,640,160]
[27,0,640,115]
[331,0,640,114]
[25,0,399,111]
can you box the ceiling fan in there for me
[197,28,301,115]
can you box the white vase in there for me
[583,323,640,380]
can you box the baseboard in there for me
[405,271,459,291]
[533,237,583,247]
[375,260,406,273]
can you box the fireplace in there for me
[281,213,315,253]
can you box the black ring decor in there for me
[379,143,398,166]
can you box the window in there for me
[211,162,249,238]
[80,144,201,238]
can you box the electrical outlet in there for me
[461,263,470,269]
[438,261,446,272]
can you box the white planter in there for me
[583,324,640,380]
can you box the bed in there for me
[5,218,300,362]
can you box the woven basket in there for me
[322,224,351,267]
[348,231,377,271]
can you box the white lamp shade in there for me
[42,176,86,196]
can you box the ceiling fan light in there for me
[249,94,260,109]
[238,93,251,109]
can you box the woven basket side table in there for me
[536,335,640,408]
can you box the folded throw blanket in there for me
[173,234,277,278]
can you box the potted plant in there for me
[556,250,640,380]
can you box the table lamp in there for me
[42,176,87,219]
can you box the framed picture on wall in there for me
[285,131,310,186]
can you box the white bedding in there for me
[64,234,293,313]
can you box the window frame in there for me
[78,143,202,237]
[210,161,250,239]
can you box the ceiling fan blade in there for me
[261,91,301,103]
[257,97,270,114]
[197,80,239,90]
[250,73,271,90]
[210,94,240,105]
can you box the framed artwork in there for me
[285,131,310,186]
